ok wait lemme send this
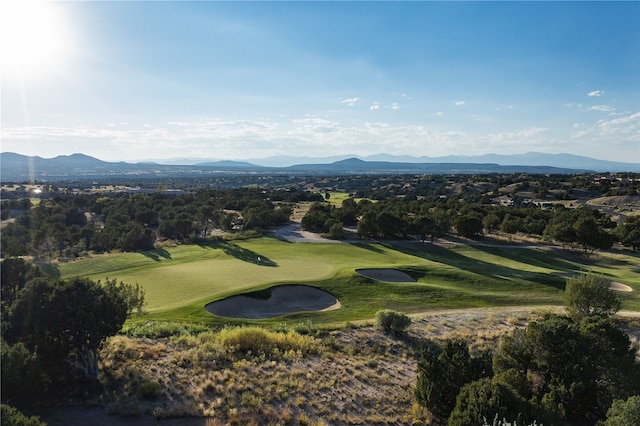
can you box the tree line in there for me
[1,187,323,259]
[301,197,640,252]
[3,184,638,260]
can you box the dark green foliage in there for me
[564,273,621,321]
[101,277,146,316]
[1,258,42,311]
[137,381,162,400]
[0,404,46,426]
[374,309,411,334]
[454,212,483,238]
[3,269,143,386]
[301,202,333,233]
[615,216,640,251]
[448,377,536,426]
[117,222,155,251]
[605,395,640,426]
[415,339,492,420]
[328,221,344,239]
[544,206,615,252]
[493,314,640,425]
[0,339,42,402]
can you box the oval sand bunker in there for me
[355,268,416,283]
[551,272,633,292]
[205,284,340,319]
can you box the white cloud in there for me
[570,112,640,154]
[589,105,614,112]
[369,102,380,110]
[489,127,549,144]
[341,97,360,106]
[598,111,640,132]
[3,112,637,162]
[587,90,604,97]
[364,122,391,129]
[472,115,492,123]
[454,100,465,106]
[391,103,400,110]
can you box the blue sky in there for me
[1,1,639,164]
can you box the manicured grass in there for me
[55,238,640,325]
[326,192,369,207]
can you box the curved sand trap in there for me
[609,281,633,292]
[355,268,416,283]
[551,272,632,292]
[205,284,340,319]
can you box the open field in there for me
[54,237,640,325]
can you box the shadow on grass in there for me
[204,241,278,267]
[350,242,387,254]
[387,242,565,290]
[37,262,61,279]
[141,248,172,262]
[471,245,581,274]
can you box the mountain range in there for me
[1,152,638,182]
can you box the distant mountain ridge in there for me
[251,152,638,171]
[1,151,638,181]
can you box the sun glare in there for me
[0,1,68,76]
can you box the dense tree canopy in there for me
[1,259,145,402]
[415,340,492,419]
[417,276,638,426]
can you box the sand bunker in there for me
[355,268,416,283]
[205,284,340,319]
[551,272,633,292]
[609,281,633,292]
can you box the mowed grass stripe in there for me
[58,240,420,313]
[55,238,640,323]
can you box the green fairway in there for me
[55,238,640,324]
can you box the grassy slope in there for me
[56,238,640,325]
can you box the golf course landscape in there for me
[53,235,640,326]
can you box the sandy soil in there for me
[610,281,633,292]
[271,222,340,243]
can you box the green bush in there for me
[605,395,640,426]
[0,404,46,426]
[564,273,620,320]
[416,339,492,420]
[375,309,411,334]
[448,377,536,426]
[137,381,162,400]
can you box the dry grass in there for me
[95,307,636,425]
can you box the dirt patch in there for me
[355,268,416,283]
[205,284,340,319]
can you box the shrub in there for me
[448,377,536,426]
[0,339,41,401]
[137,380,162,400]
[0,404,46,426]
[216,326,320,357]
[564,273,620,321]
[375,309,411,334]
